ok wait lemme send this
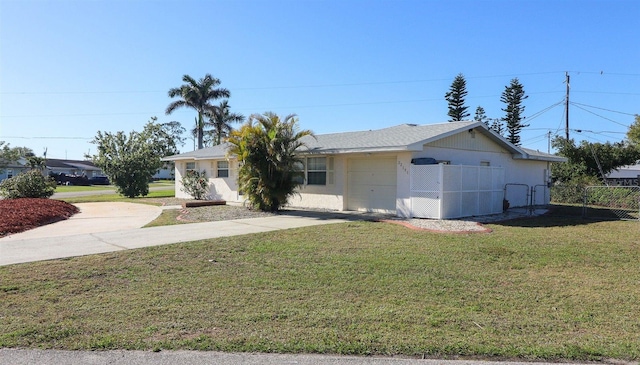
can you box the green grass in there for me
[1,213,639,361]
[58,189,175,204]
[143,209,183,227]
[54,185,116,193]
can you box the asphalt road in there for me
[51,184,171,199]
[0,349,604,365]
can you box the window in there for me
[7,169,13,178]
[217,160,229,178]
[480,161,490,166]
[185,162,196,173]
[292,157,334,186]
[292,161,305,184]
[306,157,326,185]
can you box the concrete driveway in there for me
[0,202,352,266]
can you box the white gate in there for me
[411,164,504,219]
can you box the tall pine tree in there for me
[474,106,489,126]
[445,73,470,122]
[501,78,529,145]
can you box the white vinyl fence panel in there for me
[411,164,504,219]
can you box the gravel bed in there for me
[178,205,277,222]
[403,218,488,232]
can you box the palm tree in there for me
[166,74,230,150]
[206,100,245,146]
[227,112,313,212]
[26,156,46,172]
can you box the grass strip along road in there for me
[1,208,639,361]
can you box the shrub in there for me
[180,170,209,200]
[0,170,56,199]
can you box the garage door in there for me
[347,158,397,213]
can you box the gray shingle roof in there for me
[301,121,482,153]
[163,121,565,162]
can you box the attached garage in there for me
[347,157,397,213]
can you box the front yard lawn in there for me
[1,212,639,361]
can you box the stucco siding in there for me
[396,153,412,218]
[428,130,505,153]
[287,155,345,211]
[174,160,241,202]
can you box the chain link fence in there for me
[583,186,640,221]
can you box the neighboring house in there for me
[45,159,103,177]
[606,163,640,186]
[0,158,29,182]
[1,158,106,183]
[153,162,175,180]
[163,121,566,219]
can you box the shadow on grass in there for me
[276,208,392,222]
[491,204,639,228]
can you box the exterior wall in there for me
[0,166,29,182]
[396,152,412,218]
[174,159,241,202]
[416,131,552,207]
[287,155,345,211]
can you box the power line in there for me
[0,136,92,140]
[0,71,572,95]
[571,104,629,127]
[569,102,636,116]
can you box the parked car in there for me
[88,176,110,185]
[50,172,91,186]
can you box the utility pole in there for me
[565,72,570,140]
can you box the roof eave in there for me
[302,146,412,155]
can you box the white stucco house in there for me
[163,121,566,219]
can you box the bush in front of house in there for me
[180,170,209,200]
[0,169,57,199]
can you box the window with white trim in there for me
[307,157,326,185]
[217,160,229,178]
[295,157,334,186]
[7,169,13,179]
[185,162,196,174]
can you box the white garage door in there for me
[347,158,397,213]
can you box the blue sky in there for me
[1,0,638,160]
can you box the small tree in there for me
[0,169,56,199]
[91,119,179,198]
[489,118,505,136]
[180,170,209,200]
[501,78,529,145]
[445,73,470,122]
[227,112,312,212]
[474,106,489,126]
[627,114,640,145]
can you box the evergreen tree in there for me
[474,106,489,126]
[501,78,529,145]
[490,119,505,136]
[445,73,470,122]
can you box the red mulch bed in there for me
[0,198,79,237]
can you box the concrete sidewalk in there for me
[0,203,350,266]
